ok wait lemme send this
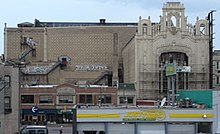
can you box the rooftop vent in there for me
[100,19,106,24]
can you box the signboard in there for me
[57,109,73,114]
[122,110,166,121]
[176,66,191,73]
[166,63,176,76]
[32,106,39,113]
[75,64,107,71]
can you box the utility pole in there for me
[166,60,177,107]
[72,108,77,134]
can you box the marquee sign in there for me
[123,110,166,121]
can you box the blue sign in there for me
[32,106,39,113]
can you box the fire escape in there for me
[19,37,37,61]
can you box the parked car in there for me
[20,125,48,134]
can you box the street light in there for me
[72,105,77,134]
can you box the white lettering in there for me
[75,64,108,71]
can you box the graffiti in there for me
[75,64,107,71]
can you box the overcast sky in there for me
[0,0,219,54]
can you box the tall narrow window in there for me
[171,16,176,27]
[4,96,11,109]
[200,24,205,35]
[4,75,11,87]
[142,24,148,35]
[4,96,12,114]
[217,62,219,69]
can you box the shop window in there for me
[59,95,73,103]
[25,116,28,121]
[21,95,34,103]
[40,95,53,103]
[29,116,33,121]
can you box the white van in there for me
[20,125,48,134]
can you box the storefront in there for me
[22,109,57,125]
[76,108,215,134]
[22,108,76,125]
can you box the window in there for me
[171,16,177,27]
[217,62,219,69]
[79,94,93,104]
[4,96,11,109]
[142,24,147,35]
[59,95,73,103]
[21,95,34,103]
[86,95,92,103]
[4,96,12,114]
[40,95,53,103]
[79,95,85,103]
[4,75,11,87]
[217,77,219,84]
[105,95,111,103]
[127,97,134,104]
[200,24,205,35]
[119,97,133,104]
[119,97,126,104]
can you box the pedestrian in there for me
[59,126,63,134]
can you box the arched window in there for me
[200,23,205,35]
[142,23,148,35]
[171,16,177,27]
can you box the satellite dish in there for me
[160,97,166,107]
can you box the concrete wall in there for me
[0,64,19,134]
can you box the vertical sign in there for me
[166,63,176,76]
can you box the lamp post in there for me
[72,105,77,134]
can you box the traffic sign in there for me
[166,63,176,76]
[32,106,39,113]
